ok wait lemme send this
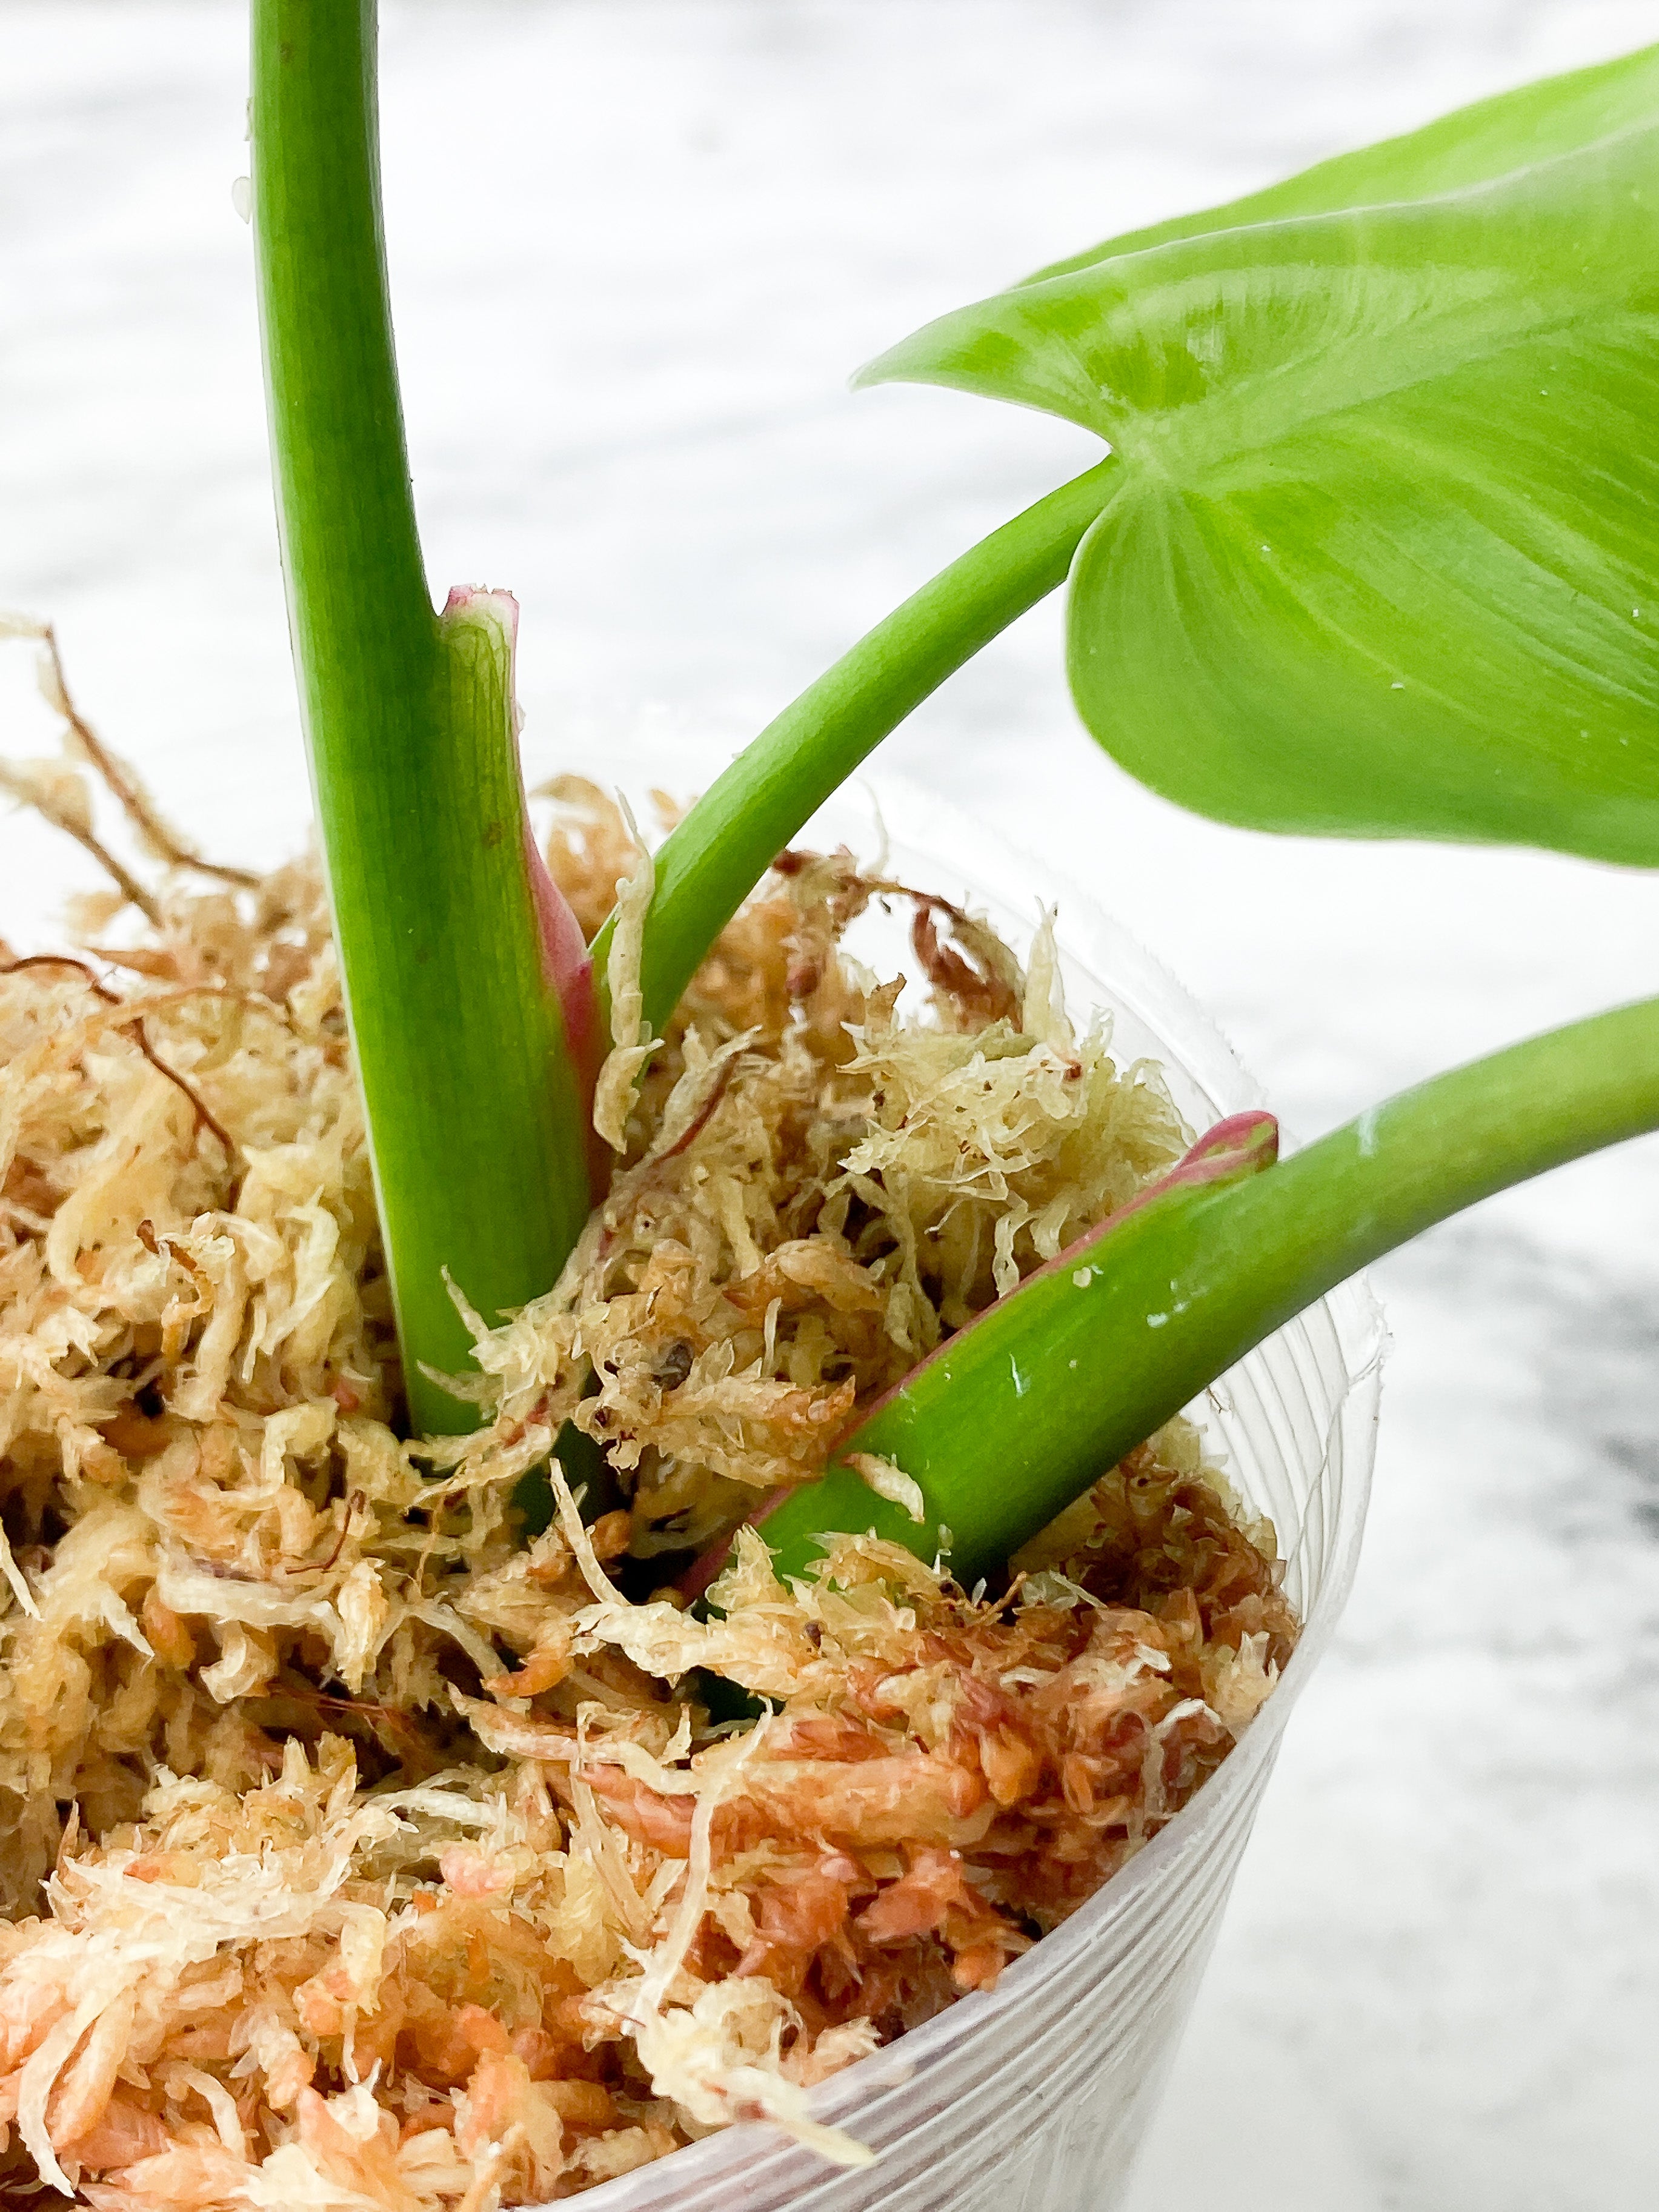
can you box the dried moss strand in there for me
[35,621,261,889]
[0,955,237,1161]
[0,759,164,928]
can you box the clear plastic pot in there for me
[559,760,1384,2212]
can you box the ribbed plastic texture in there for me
[557,764,1384,2212]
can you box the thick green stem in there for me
[251,0,593,1436]
[745,994,1659,1589]
[595,458,1120,1035]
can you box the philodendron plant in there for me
[252,5,1659,1583]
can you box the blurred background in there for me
[2,3,1657,2205]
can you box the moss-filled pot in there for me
[0,749,1377,2210]
[540,767,1382,2212]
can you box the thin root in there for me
[0,953,238,1164]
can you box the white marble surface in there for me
[2,2,1657,2205]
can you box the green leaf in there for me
[1023,42,1659,278]
[857,48,1659,866]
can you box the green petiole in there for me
[593,459,1119,1038]
[738,994,1659,1590]
[251,0,596,1436]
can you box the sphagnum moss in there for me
[0,733,1293,2203]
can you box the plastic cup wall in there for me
[553,765,1383,2212]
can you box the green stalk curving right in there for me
[744,994,1659,1589]
[594,458,1120,1037]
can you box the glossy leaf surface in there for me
[860,48,1659,865]
[1025,42,1659,277]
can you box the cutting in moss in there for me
[1,9,1658,2207]
[250,8,1659,1507]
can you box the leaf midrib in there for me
[1097,282,1651,481]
